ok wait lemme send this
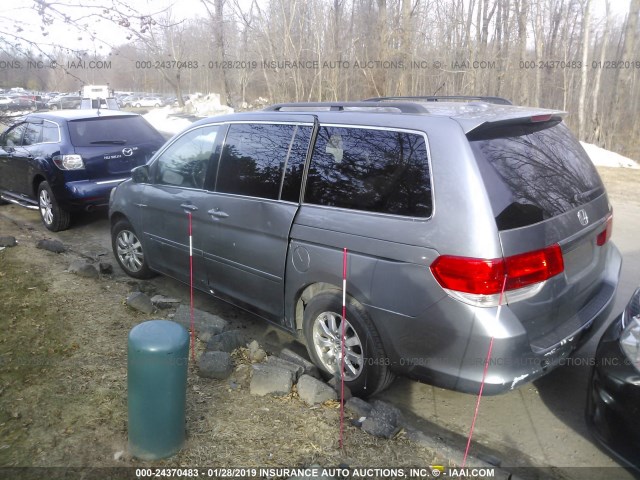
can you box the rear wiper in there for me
[89,140,127,145]
[574,186,604,203]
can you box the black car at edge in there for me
[587,287,640,474]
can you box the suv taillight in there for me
[430,244,564,307]
[53,154,84,170]
[596,215,613,246]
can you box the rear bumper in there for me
[586,315,640,473]
[369,244,622,395]
[55,178,127,211]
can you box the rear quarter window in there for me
[469,121,605,230]
[68,116,163,147]
[305,126,432,217]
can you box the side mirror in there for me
[131,165,150,184]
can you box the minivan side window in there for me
[215,123,311,201]
[305,126,433,217]
[153,125,219,189]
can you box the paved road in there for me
[1,168,637,479]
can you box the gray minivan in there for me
[109,97,621,397]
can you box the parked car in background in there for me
[47,95,82,110]
[133,96,166,108]
[0,95,15,111]
[586,287,640,473]
[109,96,621,397]
[122,95,144,108]
[0,110,165,231]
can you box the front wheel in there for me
[303,292,395,397]
[111,219,154,279]
[38,181,71,231]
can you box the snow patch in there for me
[581,141,639,169]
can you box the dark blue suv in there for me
[0,110,165,231]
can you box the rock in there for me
[173,305,228,337]
[99,262,114,274]
[360,400,403,439]
[249,364,293,396]
[278,348,321,378]
[36,239,66,253]
[206,330,245,353]
[266,356,304,381]
[0,236,17,247]
[370,400,402,426]
[150,295,181,309]
[126,292,154,314]
[296,375,337,405]
[248,340,266,363]
[345,397,373,418]
[68,260,99,279]
[361,417,399,439]
[327,377,352,400]
[113,450,125,461]
[198,351,233,380]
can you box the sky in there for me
[1,0,633,57]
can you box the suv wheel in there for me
[135,103,141,108]
[303,292,395,397]
[112,219,154,279]
[38,181,71,231]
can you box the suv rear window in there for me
[68,116,162,147]
[305,126,432,217]
[469,122,604,230]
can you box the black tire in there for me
[111,219,154,279]
[303,291,395,397]
[38,181,71,232]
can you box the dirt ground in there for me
[0,210,443,473]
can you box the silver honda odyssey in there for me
[109,96,621,397]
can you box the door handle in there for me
[208,208,229,218]
[180,203,198,212]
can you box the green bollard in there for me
[128,320,190,460]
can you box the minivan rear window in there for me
[469,122,604,231]
[68,116,162,147]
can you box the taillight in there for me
[53,154,84,170]
[596,215,613,246]
[430,244,564,307]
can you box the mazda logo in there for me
[577,209,589,226]
[122,147,133,157]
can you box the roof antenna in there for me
[432,82,445,96]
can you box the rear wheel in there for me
[112,219,154,279]
[303,292,395,397]
[38,181,71,231]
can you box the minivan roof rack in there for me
[264,101,430,114]
[364,96,513,105]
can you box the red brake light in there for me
[596,215,613,246]
[531,114,552,123]
[430,244,564,296]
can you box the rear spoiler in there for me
[456,107,567,134]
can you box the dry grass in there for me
[0,214,440,471]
